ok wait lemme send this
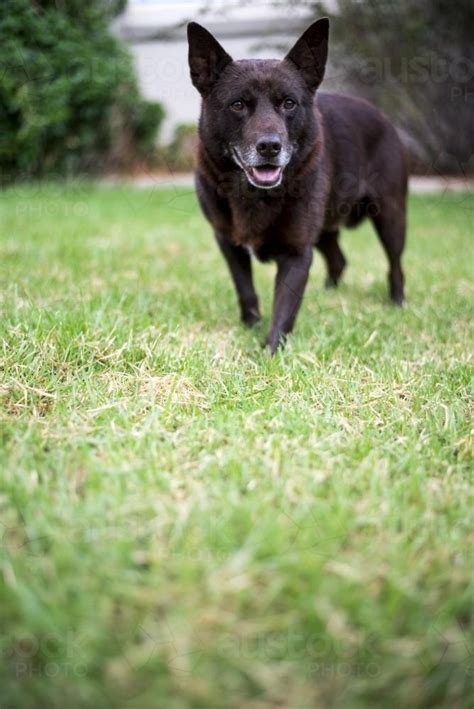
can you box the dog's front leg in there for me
[266,246,313,354]
[215,232,261,326]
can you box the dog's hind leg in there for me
[371,202,406,305]
[315,230,347,289]
[215,232,261,326]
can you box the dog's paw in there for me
[264,331,286,354]
[241,309,262,328]
[390,294,404,307]
[324,275,338,289]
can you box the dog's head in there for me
[187,19,329,189]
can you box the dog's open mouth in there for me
[247,165,283,188]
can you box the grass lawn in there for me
[0,183,472,708]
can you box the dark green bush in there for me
[0,0,164,180]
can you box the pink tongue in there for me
[252,166,281,183]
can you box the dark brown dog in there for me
[187,19,407,353]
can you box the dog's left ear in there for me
[187,22,233,96]
[284,18,329,93]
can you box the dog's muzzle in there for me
[231,146,290,189]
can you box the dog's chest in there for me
[229,196,284,249]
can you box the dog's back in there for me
[317,92,407,231]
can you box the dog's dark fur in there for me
[187,19,407,352]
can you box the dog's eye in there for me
[282,98,297,110]
[230,100,245,112]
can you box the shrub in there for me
[0,0,165,180]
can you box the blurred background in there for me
[1,0,473,181]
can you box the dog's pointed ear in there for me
[284,18,329,93]
[187,22,232,96]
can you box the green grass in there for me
[0,183,472,709]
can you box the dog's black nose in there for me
[256,134,282,159]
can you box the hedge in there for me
[0,0,164,180]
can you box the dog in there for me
[187,19,407,353]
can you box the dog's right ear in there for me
[187,22,232,96]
